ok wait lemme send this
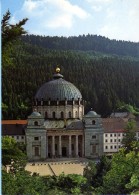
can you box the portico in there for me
[47,130,84,158]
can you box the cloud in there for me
[99,2,139,42]
[12,0,89,32]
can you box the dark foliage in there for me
[2,35,139,119]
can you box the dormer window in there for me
[34,121,38,126]
[92,120,96,125]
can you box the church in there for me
[26,67,104,161]
[2,68,139,161]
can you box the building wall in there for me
[34,104,84,119]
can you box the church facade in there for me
[26,68,104,161]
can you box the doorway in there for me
[62,147,67,157]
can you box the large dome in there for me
[35,71,82,101]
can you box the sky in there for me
[1,0,139,42]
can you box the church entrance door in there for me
[62,147,67,157]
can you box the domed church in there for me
[26,68,104,161]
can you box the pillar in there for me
[75,135,79,157]
[69,135,72,157]
[46,136,48,158]
[59,135,62,157]
[52,136,55,158]
[82,135,84,157]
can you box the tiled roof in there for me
[102,118,126,133]
[2,124,26,135]
[1,120,27,125]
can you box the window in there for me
[105,134,107,137]
[17,136,19,139]
[105,146,108,149]
[45,112,48,119]
[110,134,112,137]
[114,145,117,149]
[118,139,121,142]
[34,137,39,141]
[75,111,78,118]
[69,111,71,118]
[55,144,57,150]
[105,139,108,142]
[34,121,38,126]
[92,135,96,139]
[114,139,117,142]
[110,139,112,143]
[53,112,56,119]
[110,146,113,149]
[118,133,120,136]
[35,147,39,156]
[114,134,116,137]
[92,120,96,125]
[92,145,96,153]
[21,136,24,139]
[61,111,64,119]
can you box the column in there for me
[82,135,84,157]
[59,135,62,157]
[52,136,55,158]
[46,136,48,158]
[75,135,79,157]
[69,135,72,157]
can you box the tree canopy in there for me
[2,10,28,66]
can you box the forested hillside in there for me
[2,35,139,119]
[22,34,139,58]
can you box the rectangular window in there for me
[55,144,57,150]
[34,137,39,141]
[92,135,96,139]
[92,145,96,153]
[105,134,107,137]
[114,145,117,149]
[35,147,39,156]
[21,136,24,139]
[105,146,108,149]
[114,134,116,137]
[118,133,120,136]
[114,139,117,142]
[110,139,112,142]
[118,139,121,142]
[105,139,108,142]
[110,134,112,137]
[110,146,113,149]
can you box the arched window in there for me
[92,120,96,125]
[45,111,48,119]
[34,121,38,126]
[69,111,71,118]
[52,112,56,119]
[61,111,64,119]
